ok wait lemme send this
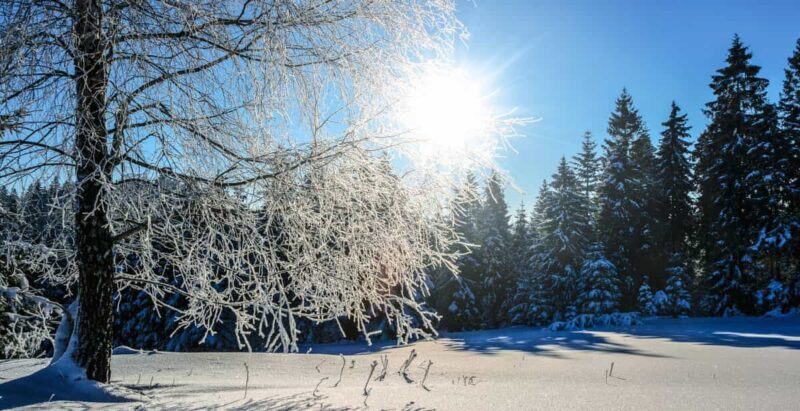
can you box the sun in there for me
[401,67,495,154]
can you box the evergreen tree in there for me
[696,36,773,315]
[577,242,621,315]
[511,181,549,325]
[663,252,692,317]
[476,171,512,327]
[430,173,482,330]
[780,39,800,219]
[510,203,530,253]
[653,102,695,306]
[535,157,589,320]
[509,203,531,286]
[630,126,663,289]
[599,89,646,309]
[746,103,792,293]
[656,102,695,256]
[0,187,19,236]
[777,39,800,307]
[19,181,51,244]
[637,277,657,316]
[572,131,601,231]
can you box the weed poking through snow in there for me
[364,360,378,406]
[243,362,250,398]
[333,354,346,388]
[398,349,417,383]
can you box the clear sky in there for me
[453,0,800,209]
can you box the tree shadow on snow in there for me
[617,316,800,350]
[440,316,800,357]
[144,392,432,411]
[438,326,669,358]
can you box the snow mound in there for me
[548,312,641,331]
[0,355,135,408]
[111,345,159,356]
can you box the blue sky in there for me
[453,0,800,209]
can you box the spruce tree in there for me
[746,103,792,299]
[577,242,621,315]
[780,39,800,215]
[511,181,549,325]
[476,171,512,327]
[430,173,482,330]
[656,102,694,256]
[630,127,662,289]
[778,39,800,307]
[654,102,695,308]
[509,203,531,289]
[663,252,692,317]
[696,36,772,315]
[637,277,657,316]
[599,89,645,309]
[536,157,589,320]
[572,131,601,229]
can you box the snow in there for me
[1,316,799,410]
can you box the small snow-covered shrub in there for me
[638,277,657,316]
[576,243,621,315]
[654,290,669,314]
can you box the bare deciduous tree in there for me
[0,0,476,383]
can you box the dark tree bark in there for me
[73,0,114,383]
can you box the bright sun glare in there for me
[402,68,495,155]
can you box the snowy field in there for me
[1,316,799,410]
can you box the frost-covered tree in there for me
[577,243,620,315]
[0,0,487,383]
[476,171,512,327]
[696,36,773,316]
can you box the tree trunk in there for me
[73,0,114,383]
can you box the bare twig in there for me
[243,362,250,398]
[363,360,378,406]
[376,355,389,382]
[332,354,346,387]
[398,349,417,383]
[313,376,329,398]
[420,360,433,391]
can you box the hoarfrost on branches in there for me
[0,0,517,358]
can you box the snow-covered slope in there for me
[1,316,799,410]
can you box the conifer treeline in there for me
[431,36,800,330]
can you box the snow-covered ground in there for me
[1,316,799,410]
